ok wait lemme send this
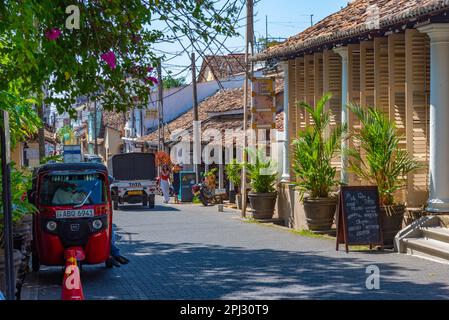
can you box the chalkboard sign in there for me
[336,186,383,252]
[179,171,197,202]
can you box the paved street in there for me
[22,197,449,300]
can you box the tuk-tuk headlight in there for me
[92,219,103,230]
[46,221,57,232]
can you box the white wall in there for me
[133,71,264,135]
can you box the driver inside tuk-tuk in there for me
[52,182,89,205]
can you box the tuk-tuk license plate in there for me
[55,209,95,219]
[128,190,143,195]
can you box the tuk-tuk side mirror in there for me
[108,175,114,185]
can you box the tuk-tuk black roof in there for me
[35,162,108,176]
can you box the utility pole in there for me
[93,99,98,155]
[1,110,14,300]
[38,86,47,161]
[191,52,201,184]
[265,15,268,49]
[157,64,164,154]
[242,0,254,218]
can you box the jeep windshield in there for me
[39,172,106,206]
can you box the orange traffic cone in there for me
[61,248,85,300]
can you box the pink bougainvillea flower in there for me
[101,51,117,70]
[147,67,154,73]
[144,76,159,85]
[45,28,61,41]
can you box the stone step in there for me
[403,237,449,264]
[421,227,449,243]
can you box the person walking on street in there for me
[172,164,182,204]
[160,164,171,204]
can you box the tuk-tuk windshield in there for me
[39,173,106,206]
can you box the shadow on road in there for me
[115,205,181,212]
[83,240,449,300]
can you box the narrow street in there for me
[22,197,449,300]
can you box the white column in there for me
[219,164,224,189]
[418,24,449,213]
[280,62,290,182]
[333,47,349,184]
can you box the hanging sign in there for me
[336,186,384,253]
[251,77,276,130]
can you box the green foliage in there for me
[292,93,346,199]
[163,72,186,89]
[0,90,41,148]
[245,148,278,194]
[0,0,241,115]
[57,125,74,144]
[346,104,421,206]
[40,154,63,165]
[225,159,242,188]
[0,163,38,245]
[204,168,218,178]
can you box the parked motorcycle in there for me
[192,182,223,206]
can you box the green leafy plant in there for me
[346,104,421,206]
[204,168,218,179]
[57,125,74,144]
[40,154,63,165]
[245,148,278,194]
[0,163,38,248]
[225,159,242,190]
[292,93,346,199]
[0,90,41,148]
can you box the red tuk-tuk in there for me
[28,163,113,271]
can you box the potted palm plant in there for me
[245,149,278,219]
[292,93,346,232]
[346,105,421,246]
[225,159,242,205]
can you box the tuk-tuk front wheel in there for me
[142,195,148,207]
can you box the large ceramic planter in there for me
[248,192,277,220]
[0,249,23,295]
[303,197,337,233]
[381,204,405,247]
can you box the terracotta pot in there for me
[380,204,405,247]
[248,192,277,220]
[0,249,23,295]
[303,197,337,233]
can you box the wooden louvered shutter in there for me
[304,54,315,126]
[388,33,407,203]
[374,37,389,116]
[405,29,430,207]
[295,57,306,132]
[348,44,362,185]
[361,41,375,108]
[323,49,342,174]
[288,59,297,180]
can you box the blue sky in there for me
[153,0,350,80]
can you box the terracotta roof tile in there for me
[140,88,245,143]
[253,0,449,61]
[198,54,246,82]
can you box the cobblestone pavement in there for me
[22,197,449,300]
